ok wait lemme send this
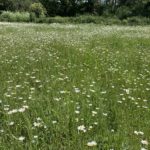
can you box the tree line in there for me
[0,0,150,19]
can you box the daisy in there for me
[87,141,97,147]
[18,136,25,141]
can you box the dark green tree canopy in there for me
[0,0,150,17]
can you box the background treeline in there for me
[0,0,150,24]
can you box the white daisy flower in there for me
[141,140,148,145]
[87,141,97,147]
[18,136,25,141]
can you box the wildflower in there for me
[76,106,80,109]
[134,131,139,135]
[88,126,93,130]
[34,135,38,139]
[141,140,148,145]
[87,95,91,98]
[103,113,108,116]
[77,125,86,132]
[125,89,130,94]
[23,105,29,109]
[52,121,57,124]
[75,110,80,114]
[60,91,66,94]
[0,129,4,133]
[141,148,147,150]
[87,141,97,147]
[35,80,41,83]
[7,109,18,114]
[90,89,95,93]
[33,122,42,127]
[54,98,61,101]
[89,104,92,106]
[94,122,98,125]
[101,91,106,94]
[36,117,42,121]
[16,85,21,88]
[18,136,25,141]
[92,111,97,116]
[138,131,144,135]
[74,88,80,93]
[8,122,14,126]
[18,107,26,112]
[4,107,9,111]
[92,111,97,115]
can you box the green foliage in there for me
[126,16,150,25]
[0,0,13,10]
[32,15,150,26]
[143,2,150,17]
[30,2,46,18]
[0,11,30,22]
[72,15,97,23]
[1,0,150,23]
[1,12,150,25]
[33,15,121,24]
[0,0,32,11]
[116,6,132,19]
[0,0,150,19]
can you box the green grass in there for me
[0,22,150,150]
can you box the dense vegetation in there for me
[0,22,150,150]
[0,0,150,23]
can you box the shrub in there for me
[122,19,128,25]
[105,17,121,25]
[30,3,46,18]
[50,16,69,23]
[126,17,150,25]
[0,11,30,22]
[116,6,132,19]
[72,15,96,23]
[29,12,36,22]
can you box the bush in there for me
[122,19,128,25]
[30,3,46,18]
[116,6,132,19]
[126,17,150,25]
[33,15,122,25]
[29,12,36,22]
[72,15,97,23]
[105,17,121,25]
[0,11,30,22]
[50,16,69,23]
[1,12,150,26]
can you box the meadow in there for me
[0,22,150,150]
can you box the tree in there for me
[30,2,46,18]
[39,0,60,16]
[0,0,37,11]
[0,0,13,11]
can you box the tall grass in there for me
[0,23,150,149]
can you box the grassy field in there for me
[0,22,150,150]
